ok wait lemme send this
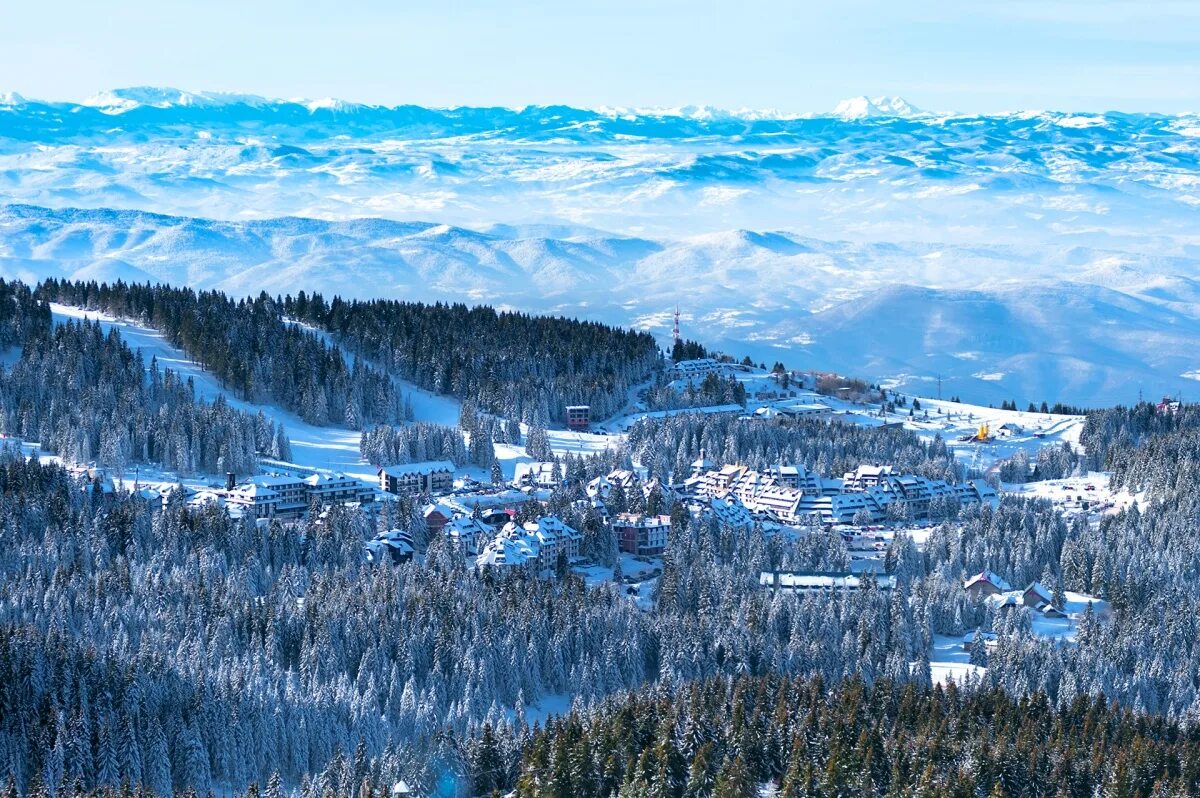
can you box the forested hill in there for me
[282,293,661,423]
[0,278,289,473]
[36,280,403,428]
[499,674,1200,798]
[36,280,662,425]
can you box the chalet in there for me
[962,630,998,653]
[612,512,671,556]
[422,503,454,535]
[1022,582,1053,608]
[586,468,639,499]
[519,461,566,490]
[443,515,493,556]
[991,593,1021,611]
[964,570,1012,597]
[365,529,415,565]
[759,571,896,593]
[189,490,225,510]
[587,474,613,499]
[380,461,455,496]
[1039,603,1067,619]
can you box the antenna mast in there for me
[672,306,681,346]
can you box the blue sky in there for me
[4,0,1198,112]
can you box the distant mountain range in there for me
[4,86,926,118]
[5,202,1200,407]
[2,88,1199,405]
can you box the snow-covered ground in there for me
[1004,472,1139,520]
[48,303,620,490]
[44,304,1093,533]
[927,590,1107,685]
[575,553,661,611]
[929,635,986,686]
[283,316,461,427]
[7,97,1200,406]
[52,303,377,480]
[733,366,1085,474]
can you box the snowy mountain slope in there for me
[791,283,1200,405]
[7,203,1200,406]
[832,96,926,119]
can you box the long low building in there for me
[686,461,998,525]
[224,472,376,519]
[760,571,897,592]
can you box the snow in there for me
[1004,472,1136,519]
[831,95,926,119]
[51,303,377,480]
[4,99,1200,407]
[283,316,461,427]
[733,371,1085,473]
[575,553,661,611]
[929,634,986,685]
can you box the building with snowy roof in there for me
[517,461,567,491]
[365,529,415,565]
[225,482,280,519]
[842,464,897,491]
[670,358,725,383]
[305,472,375,505]
[612,513,671,556]
[1022,581,1053,608]
[964,570,1012,597]
[422,502,455,534]
[759,571,896,593]
[709,496,754,530]
[476,516,582,568]
[443,515,494,556]
[379,460,455,496]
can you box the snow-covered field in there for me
[730,366,1085,473]
[1004,472,1139,520]
[929,635,987,686]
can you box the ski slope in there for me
[49,303,617,485]
[51,303,376,479]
